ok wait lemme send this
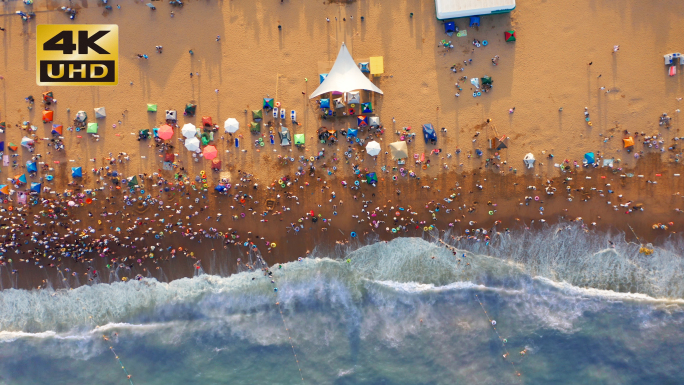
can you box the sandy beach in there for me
[0,0,682,289]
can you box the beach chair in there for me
[291,110,296,122]
[280,109,286,119]
[273,107,279,118]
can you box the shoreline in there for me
[1,152,682,291]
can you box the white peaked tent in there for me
[310,43,383,99]
[524,153,535,169]
[94,107,106,119]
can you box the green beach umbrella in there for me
[128,175,138,187]
[147,104,158,112]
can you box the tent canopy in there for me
[42,110,53,122]
[623,137,635,148]
[310,43,383,98]
[505,30,517,42]
[94,107,106,118]
[294,133,305,145]
[423,123,437,142]
[584,152,595,164]
[390,141,408,159]
[52,124,63,135]
[27,161,37,173]
[71,167,82,178]
[87,123,98,134]
[263,98,274,109]
[30,182,41,193]
[147,104,157,112]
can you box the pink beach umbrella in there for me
[202,145,218,160]
[158,124,174,140]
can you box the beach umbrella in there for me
[30,182,41,193]
[224,118,239,133]
[182,123,197,138]
[87,123,98,134]
[504,30,516,42]
[147,103,158,112]
[26,161,37,173]
[185,137,200,152]
[347,128,358,138]
[202,145,218,160]
[75,111,87,122]
[15,174,27,184]
[94,107,106,118]
[250,122,261,132]
[128,176,138,187]
[42,110,54,123]
[158,124,174,140]
[524,153,535,169]
[68,200,76,207]
[294,133,305,145]
[0,185,9,195]
[263,98,274,109]
[366,140,381,156]
[8,143,17,151]
[51,124,63,135]
[357,115,368,127]
[71,167,82,178]
[389,141,408,159]
[21,137,34,149]
[362,102,373,113]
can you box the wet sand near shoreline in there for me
[2,152,682,290]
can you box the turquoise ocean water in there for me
[1,225,683,384]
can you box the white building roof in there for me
[435,0,515,19]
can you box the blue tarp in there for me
[30,182,41,193]
[320,99,330,109]
[72,167,82,178]
[423,123,437,143]
[347,128,358,137]
[584,152,595,164]
[26,161,37,173]
[444,21,456,33]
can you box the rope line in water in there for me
[107,343,135,385]
[275,299,305,383]
[474,294,524,380]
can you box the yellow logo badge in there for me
[37,24,118,86]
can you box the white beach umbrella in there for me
[185,137,200,152]
[181,123,197,138]
[524,153,535,169]
[366,140,381,156]
[224,118,239,133]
